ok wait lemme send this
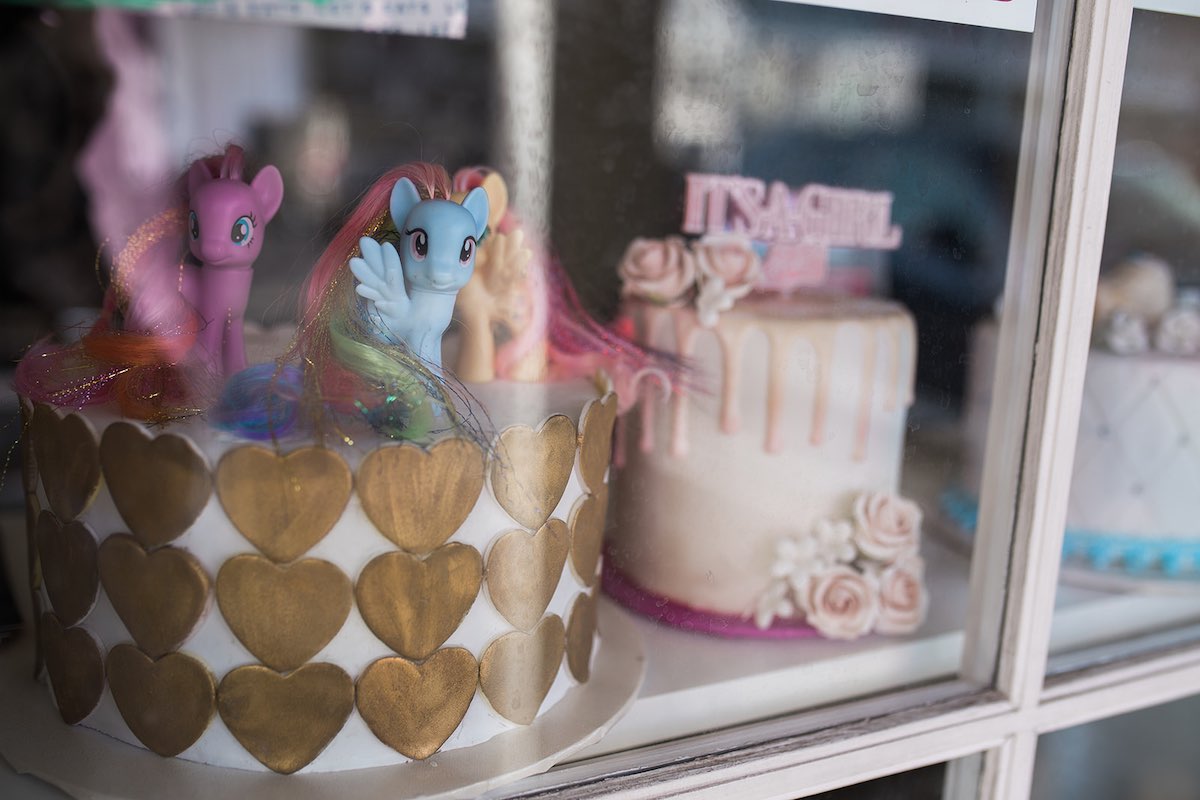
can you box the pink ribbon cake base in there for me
[601,559,819,640]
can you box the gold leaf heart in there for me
[26,494,42,591]
[98,534,210,658]
[218,663,354,774]
[486,520,569,631]
[576,393,617,493]
[216,446,352,564]
[568,487,608,587]
[565,592,598,682]
[490,416,577,530]
[106,644,215,757]
[31,594,45,681]
[41,613,104,724]
[479,615,565,725]
[356,649,478,760]
[356,544,482,661]
[216,555,352,672]
[36,510,98,627]
[358,439,484,553]
[31,404,101,521]
[19,400,37,495]
[100,422,212,548]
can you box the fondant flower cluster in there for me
[1094,256,1200,356]
[752,491,927,640]
[618,234,761,327]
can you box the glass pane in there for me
[1032,695,1200,800]
[1040,7,1200,668]
[0,0,1057,791]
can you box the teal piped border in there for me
[940,488,1200,578]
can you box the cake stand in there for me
[0,601,645,800]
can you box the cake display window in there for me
[1,1,1200,798]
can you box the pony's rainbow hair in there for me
[217,162,489,444]
[14,147,252,422]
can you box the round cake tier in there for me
[19,379,616,773]
[610,295,916,619]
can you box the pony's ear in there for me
[480,172,508,229]
[390,178,422,228]
[251,165,285,222]
[461,187,490,239]
[187,160,213,198]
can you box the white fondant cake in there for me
[961,318,1200,575]
[609,294,924,635]
[22,379,612,773]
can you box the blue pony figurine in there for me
[350,177,490,368]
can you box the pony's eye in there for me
[230,215,254,246]
[409,229,428,260]
[189,211,199,240]
[459,237,475,265]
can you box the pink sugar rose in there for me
[618,237,696,306]
[853,492,922,562]
[693,234,762,326]
[874,556,928,635]
[803,565,879,640]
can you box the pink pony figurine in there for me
[179,145,284,376]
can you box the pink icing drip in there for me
[639,395,657,454]
[719,327,744,435]
[765,331,787,453]
[808,329,834,447]
[852,327,878,462]
[668,314,695,458]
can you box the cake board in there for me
[0,600,645,800]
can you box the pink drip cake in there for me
[605,175,928,641]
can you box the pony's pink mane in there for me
[301,163,451,324]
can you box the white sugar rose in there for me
[694,233,762,327]
[618,237,696,306]
[875,556,928,635]
[1155,305,1200,356]
[803,565,879,640]
[853,492,922,562]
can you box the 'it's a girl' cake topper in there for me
[682,173,903,293]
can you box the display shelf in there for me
[570,538,1200,761]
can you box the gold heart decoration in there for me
[215,446,352,564]
[356,648,478,760]
[568,487,608,587]
[565,592,599,682]
[31,594,45,681]
[479,615,565,725]
[576,393,617,493]
[216,555,352,672]
[356,544,482,660]
[31,404,101,521]
[36,510,99,627]
[41,613,104,725]
[98,534,210,658]
[100,422,212,548]
[106,644,215,757]
[19,400,37,495]
[26,494,42,591]
[217,663,354,774]
[486,520,569,631]
[490,416,577,530]
[358,439,485,553]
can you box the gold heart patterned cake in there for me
[19,380,613,774]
